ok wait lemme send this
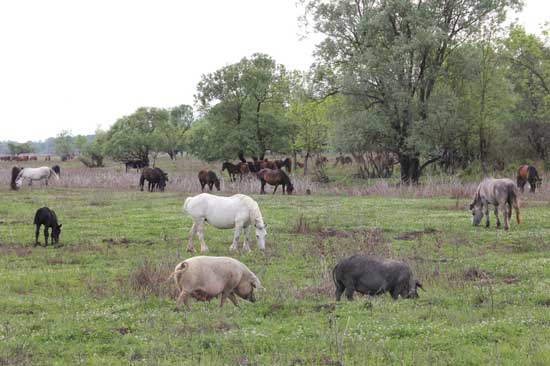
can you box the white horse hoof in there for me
[242,246,251,253]
[229,246,238,252]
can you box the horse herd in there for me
[4,158,543,311]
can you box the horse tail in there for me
[183,196,193,212]
[33,209,40,225]
[10,166,21,190]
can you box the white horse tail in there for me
[183,196,193,212]
[49,168,59,180]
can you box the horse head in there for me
[469,195,483,226]
[255,223,267,251]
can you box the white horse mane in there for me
[232,194,265,227]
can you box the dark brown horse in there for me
[222,162,247,182]
[10,166,22,190]
[517,164,542,193]
[258,168,294,195]
[198,170,220,192]
[139,167,168,192]
[125,159,149,172]
[275,158,292,173]
[34,207,62,246]
[334,156,353,166]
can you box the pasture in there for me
[1,158,550,365]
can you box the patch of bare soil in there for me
[395,227,439,241]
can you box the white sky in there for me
[0,0,548,142]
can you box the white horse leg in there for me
[502,203,509,230]
[230,224,243,252]
[196,219,209,253]
[484,202,490,227]
[242,225,251,252]
[187,221,197,252]
[493,206,501,228]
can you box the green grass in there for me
[1,180,550,365]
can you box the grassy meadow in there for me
[1,157,550,365]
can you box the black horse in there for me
[34,207,62,246]
[139,167,169,192]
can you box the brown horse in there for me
[10,166,22,190]
[517,164,542,193]
[222,162,243,182]
[257,168,294,195]
[274,158,292,173]
[198,170,220,192]
[139,167,168,192]
[259,159,277,170]
[334,156,353,166]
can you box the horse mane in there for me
[233,194,264,226]
[10,166,21,190]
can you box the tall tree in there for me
[53,131,75,161]
[194,53,292,160]
[304,0,521,183]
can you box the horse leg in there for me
[34,224,40,246]
[187,222,197,252]
[493,205,501,228]
[44,227,49,247]
[502,203,509,230]
[196,219,209,253]
[200,182,205,192]
[273,184,278,194]
[45,178,48,186]
[208,183,213,192]
[260,180,265,194]
[484,202,490,228]
[242,225,251,252]
[229,224,243,252]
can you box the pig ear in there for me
[416,280,424,290]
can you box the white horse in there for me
[183,193,267,253]
[16,167,59,188]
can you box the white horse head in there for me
[254,223,267,251]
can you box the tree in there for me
[79,130,106,168]
[104,107,165,164]
[503,26,550,161]
[73,135,88,155]
[194,53,292,160]
[53,131,75,161]
[304,0,521,183]
[288,90,334,175]
[8,141,35,155]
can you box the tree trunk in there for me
[399,154,441,184]
[304,152,310,176]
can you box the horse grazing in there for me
[198,170,220,192]
[33,207,62,246]
[183,193,267,253]
[51,165,61,177]
[470,178,520,231]
[125,159,148,172]
[139,167,168,192]
[15,167,59,188]
[517,164,542,193]
[257,168,294,195]
[275,158,292,173]
[222,162,244,182]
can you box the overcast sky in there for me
[0,0,548,142]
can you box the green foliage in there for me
[305,0,522,182]
[53,130,75,161]
[79,130,107,168]
[7,141,35,155]
[192,53,292,160]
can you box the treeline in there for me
[18,1,550,183]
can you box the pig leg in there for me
[242,225,251,252]
[334,281,345,301]
[175,290,191,311]
[228,293,239,307]
[229,223,243,251]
